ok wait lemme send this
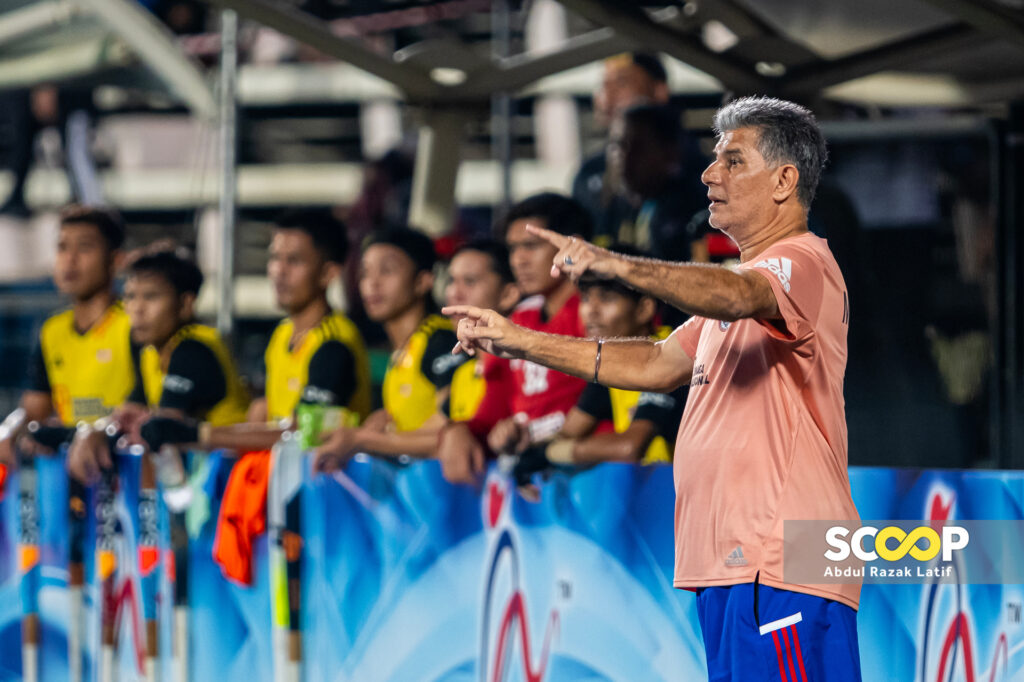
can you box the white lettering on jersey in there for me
[752,257,793,293]
[521,361,550,396]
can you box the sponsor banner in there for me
[0,460,1022,681]
[301,457,706,682]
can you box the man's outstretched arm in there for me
[526,224,781,322]
[442,305,694,394]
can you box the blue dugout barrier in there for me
[0,447,1022,681]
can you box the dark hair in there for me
[627,52,667,84]
[495,192,593,242]
[362,225,436,274]
[59,205,125,251]
[578,243,650,301]
[453,238,514,284]
[127,250,204,297]
[274,208,348,264]
[622,103,681,148]
[713,96,827,207]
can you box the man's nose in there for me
[701,162,719,185]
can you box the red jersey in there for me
[509,293,587,441]
[467,293,587,444]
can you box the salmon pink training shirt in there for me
[672,232,861,610]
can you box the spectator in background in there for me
[436,194,591,477]
[572,53,670,246]
[342,148,414,338]
[511,245,686,486]
[146,209,374,456]
[312,226,464,471]
[0,86,103,217]
[611,103,711,263]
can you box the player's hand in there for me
[67,427,114,485]
[361,409,390,433]
[487,415,530,456]
[437,422,485,486]
[312,426,358,475]
[525,224,623,283]
[440,305,529,359]
[512,443,552,488]
[0,435,17,470]
[113,403,149,446]
[139,417,199,452]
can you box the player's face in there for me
[444,250,505,320]
[506,219,561,297]
[580,285,644,338]
[268,229,329,315]
[359,244,422,323]
[124,274,183,347]
[701,127,780,236]
[54,223,113,300]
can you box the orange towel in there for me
[212,450,271,586]
[0,463,6,501]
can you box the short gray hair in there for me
[713,96,827,207]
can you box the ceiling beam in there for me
[782,23,980,96]
[916,0,1024,48]
[460,26,632,97]
[202,0,442,100]
[557,0,773,94]
[80,0,215,118]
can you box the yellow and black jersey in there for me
[28,302,135,426]
[128,324,249,426]
[263,311,371,424]
[382,314,468,432]
[575,326,684,464]
[445,356,486,423]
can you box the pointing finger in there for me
[524,224,571,249]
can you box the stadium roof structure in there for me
[1,0,1023,109]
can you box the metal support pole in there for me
[408,109,464,237]
[491,0,513,216]
[216,9,238,342]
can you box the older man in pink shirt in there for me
[445,96,861,681]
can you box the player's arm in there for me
[526,224,780,322]
[314,332,466,470]
[442,306,694,394]
[156,339,228,421]
[0,343,58,466]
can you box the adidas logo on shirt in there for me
[725,546,748,567]
[753,257,792,293]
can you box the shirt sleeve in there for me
[27,341,50,393]
[421,328,468,389]
[574,382,613,421]
[745,242,825,343]
[633,385,687,442]
[672,315,705,360]
[126,342,146,405]
[160,339,227,418]
[299,340,356,408]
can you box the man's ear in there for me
[319,261,342,289]
[414,270,435,298]
[773,164,800,204]
[110,249,126,275]
[497,282,522,314]
[635,296,657,329]
[178,292,197,320]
